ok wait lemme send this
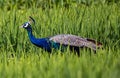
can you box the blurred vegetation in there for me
[0,0,120,78]
[0,0,120,10]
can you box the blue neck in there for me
[26,29,51,52]
[27,29,37,44]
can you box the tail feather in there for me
[86,38,102,46]
[85,38,103,50]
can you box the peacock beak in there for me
[19,25,23,28]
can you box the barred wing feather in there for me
[49,34,102,51]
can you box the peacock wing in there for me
[49,34,89,47]
[49,34,102,50]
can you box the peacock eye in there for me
[24,23,29,28]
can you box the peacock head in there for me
[20,16,35,31]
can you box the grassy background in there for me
[0,0,120,78]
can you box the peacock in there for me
[20,16,102,54]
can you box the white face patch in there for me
[23,22,30,28]
[24,23,29,27]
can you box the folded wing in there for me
[49,34,102,51]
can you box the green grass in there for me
[0,1,120,78]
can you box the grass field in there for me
[0,0,120,78]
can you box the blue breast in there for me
[27,30,52,52]
[32,38,52,52]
